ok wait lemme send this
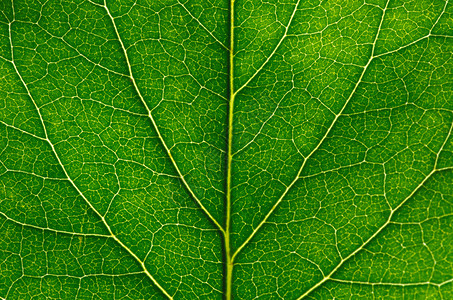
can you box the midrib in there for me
[224,0,236,299]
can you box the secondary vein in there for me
[232,0,391,263]
[99,1,225,236]
[233,0,302,96]
[6,5,172,299]
[177,0,229,51]
[297,118,453,300]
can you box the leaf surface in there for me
[0,0,452,299]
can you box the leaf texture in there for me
[0,0,452,299]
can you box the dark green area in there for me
[0,0,451,299]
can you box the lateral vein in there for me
[296,68,453,300]
[233,0,302,96]
[177,0,229,50]
[7,4,174,299]
[100,1,225,235]
[232,0,391,262]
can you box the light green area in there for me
[0,0,451,299]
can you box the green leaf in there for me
[0,0,452,299]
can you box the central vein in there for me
[225,0,236,298]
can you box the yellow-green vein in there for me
[224,0,236,298]
[96,0,225,237]
[296,115,453,299]
[6,6,174,299]
[231,0,391,263]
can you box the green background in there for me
[0,0,452,298]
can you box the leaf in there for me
[0,0,452,299]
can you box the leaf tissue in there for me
[0,0,452,299]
